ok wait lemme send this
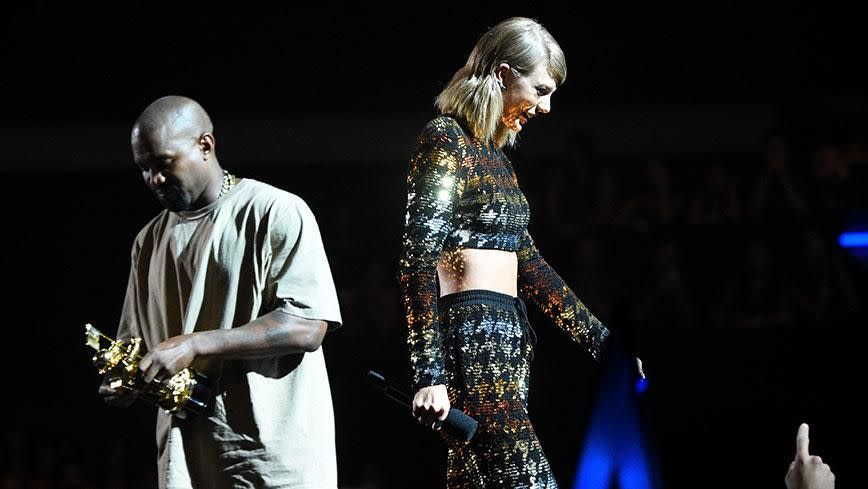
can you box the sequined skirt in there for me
[439,289,558,489]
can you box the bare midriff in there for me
[437,248,518,297]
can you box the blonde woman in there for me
[398,17,643,488]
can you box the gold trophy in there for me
[85,323,212,418]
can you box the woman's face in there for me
[499,63,557,132]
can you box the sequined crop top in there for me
[398,115,611,390]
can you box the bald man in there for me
[99,96,343,488]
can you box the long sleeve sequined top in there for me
[398,116,611,390]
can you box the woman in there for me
[398,17,640,488]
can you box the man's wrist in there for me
[189,331,213,358]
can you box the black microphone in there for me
[367,370,478,441]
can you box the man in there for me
[99,95,342,488]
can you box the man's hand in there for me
[97,376,139,407]
[785,423,835,489]
[139,334,199,383]
[412,384,450,430]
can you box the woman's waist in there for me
[436,289,536,349]
[437,247,518,297]
[438,288,518,309]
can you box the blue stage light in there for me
[839,232,868,248]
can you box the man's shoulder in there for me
[236,179,311,215]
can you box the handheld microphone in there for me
[367,370,478,441]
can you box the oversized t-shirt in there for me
[117,178,342,489]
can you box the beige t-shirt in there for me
[118,178,342,489]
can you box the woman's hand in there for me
[412,384,450,430]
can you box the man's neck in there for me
[189,164,225,210]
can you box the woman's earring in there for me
[498,80,507,91]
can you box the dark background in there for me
[1,4,865,488]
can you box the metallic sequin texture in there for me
[441,292,556,489]
[398,115,611,487]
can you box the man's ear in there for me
[199,133,215,160]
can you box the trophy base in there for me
[172,374,214,419]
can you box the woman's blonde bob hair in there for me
[435,17,566,148]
